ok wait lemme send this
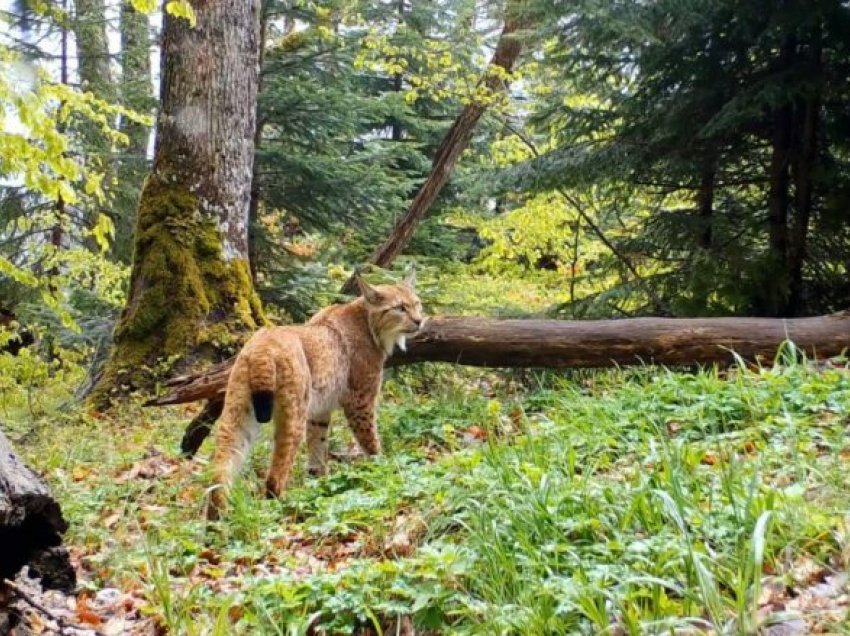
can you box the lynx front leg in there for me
[343,398,381,456]
[307,420,331,476]
[266,397,307,499]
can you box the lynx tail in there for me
[249,352,276,423]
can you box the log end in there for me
[1,432,76,592]
[0,495,74,591]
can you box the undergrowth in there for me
[3,354,850,634]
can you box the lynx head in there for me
[355,268,425,355]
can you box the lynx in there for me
[206,270,424,520]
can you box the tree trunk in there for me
[73,0,113,100]
[0,430,75,592]
[73,0,118,260]
[786,34,821,317]
[147,312,850,409]
[339,12,526,294]
[760,37,796,317]
[119,4,152,157]
[692,162,716,312]
[390,0,406,142]
[248,0,270,285]
[113,3,154,263]
[89,0,264,407]
[697,166,715,251]
[73,0,114,157]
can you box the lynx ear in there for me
[402,264,416,290]
[354,270,383,305]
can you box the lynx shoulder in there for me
[207,270,424,519]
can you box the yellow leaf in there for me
[130,0,157,13]
[165,0,197,27]
[90,213,115,253]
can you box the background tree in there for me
[505,0,850,318]
[113,3,153,263]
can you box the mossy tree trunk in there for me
[90,0,264,406]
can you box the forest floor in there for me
[5,358,850,634]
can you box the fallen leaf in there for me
[73,466,93,481]
[228,605,245,623]
[666,420,684,435]
[467,425,487,440]
[77,597,104,626]
[199,548,221,565]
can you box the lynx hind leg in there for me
[343,397,381,457]
[207,361,260,520]
[307,419,331,476]
[265,356,310,499]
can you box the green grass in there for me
[4,356,850,634]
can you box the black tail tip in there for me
[252,391,274,423]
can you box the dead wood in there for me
[149,312,850,409]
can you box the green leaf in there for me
[0,255,38,287]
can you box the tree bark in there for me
[0,430,75,592]
[787,33,821,317]
[119,3,153,157]
[692,162,716,312]
[73,0,113,100]
[248,0,270,285]
[390,0,406,142]
[113,3,155,263]
[73,0,114,163]
[147,312,850,408]
[760,36,796,317]
[339,12,526,294]
[89,0,264,407]
[697,166,715,251]
[180,399,223,457]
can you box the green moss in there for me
[89,174,265,409]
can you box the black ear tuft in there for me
[402,264,416,289]
[252,391,274,423]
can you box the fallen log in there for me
[152,312,850,456]
[149,312,850,408]
[0,429,75,611]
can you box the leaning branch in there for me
[339,11,527,294]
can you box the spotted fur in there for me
[207,271,424,520]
